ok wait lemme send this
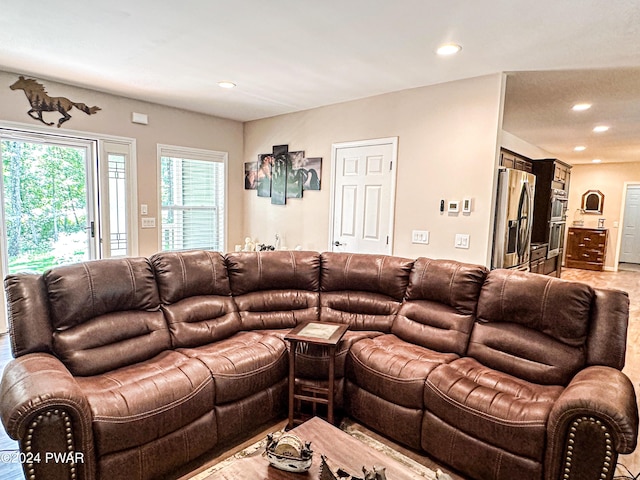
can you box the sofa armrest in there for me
[1,353,96,480]
[545,366,638,480]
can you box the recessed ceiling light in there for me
[572,103,592,111]
[592,159,602,163]
[573,146,587,152]
[218,81,236,89]
[593,125,609,133]
[436,43,462,56]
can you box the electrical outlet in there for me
[455,234,470,249]
[412,230,429,244]
[140,204,148,215]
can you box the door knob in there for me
[334,241,345,247]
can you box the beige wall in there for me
[567,162,640,270]
[1,70,506,265]
[3,68,637,272]
[243,74,505,265]
[0,70,244,256]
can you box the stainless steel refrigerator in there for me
[492,168,536,270]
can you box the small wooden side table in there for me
[285,321,348,429]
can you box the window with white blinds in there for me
[158,145,227,252]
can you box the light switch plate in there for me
[412,230,429,244]
[455,233,470,249]
[141,217,156,228]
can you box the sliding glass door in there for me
[0,133,99,274]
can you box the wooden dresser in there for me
[565,227,608,271]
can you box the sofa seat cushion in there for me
[424,357,564,461]
[76,350,214,456]
[178,331,287,404]
[346,380,424,450]
[252,328,382,380]
[346,334,458,409]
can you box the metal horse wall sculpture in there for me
[10,76,101,128]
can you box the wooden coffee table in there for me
[201,417,429,479]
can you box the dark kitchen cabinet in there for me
[530,158,571,277]
[529,243,548,274]
[553,162,571,185]
[531,159,571,243]
[500,149,532,172]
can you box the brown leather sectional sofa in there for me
[0,250,637,480]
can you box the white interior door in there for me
[620,185,640,264]
[330,138,397,254]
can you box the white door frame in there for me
[328,137,398,254]
[614,181,640,269]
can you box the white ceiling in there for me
[503,68,640,164]
[1,1,640,164]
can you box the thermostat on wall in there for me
[448,200,459,213]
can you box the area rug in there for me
[188,419,453,479]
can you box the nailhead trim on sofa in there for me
[24,409,77,480]
[562,416,614,480]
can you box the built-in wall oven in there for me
[548,220,565,257]
[550,188,568,222]
[547,189,568,257]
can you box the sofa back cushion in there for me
[469,269,594,385]
[392,258,487,355]
[226,251,320,330]
[151,250,241,347]
[44,257,169,376]
[320,252,413,332]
